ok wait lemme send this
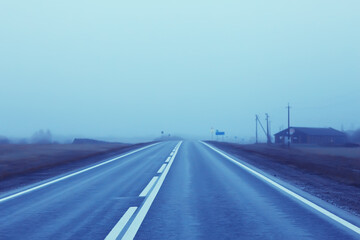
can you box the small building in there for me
[274,127,347,145]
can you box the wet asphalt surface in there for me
[0,141,359,239]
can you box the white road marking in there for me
[104,207,137,240]
[139,176,159,197]
[201,141,360,235]
[165,157,171,163]
[122,141,182,240]
[0,143,160,204]
[157,164,167,174]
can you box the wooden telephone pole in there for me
[266,113,271,144]
[287,103,291,148]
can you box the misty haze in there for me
[0,1,359,240]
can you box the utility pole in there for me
[266,113,270,144]
[269,120,272,141]
[255,115,258,144]
[256,114,267,143]
[287,103,291,148]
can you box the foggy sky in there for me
[0,1,359,142]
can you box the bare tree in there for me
[31,129,52,144]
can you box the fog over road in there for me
[0,141,359,239]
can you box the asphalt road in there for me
[0,141,359,239]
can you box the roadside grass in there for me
[295,146,360,159]
[0,143,131,180]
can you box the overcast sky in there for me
[0,1,359,142]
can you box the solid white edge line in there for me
[122,141,182,240]
[201,141,360,235]
[139,176,159,197]
[157,164,167,174]
[104,207,138,240]
[0,142,160,203]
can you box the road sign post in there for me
[215,130,225,141]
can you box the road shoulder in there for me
[206,141,360,218]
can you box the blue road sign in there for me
[216,130,225,136]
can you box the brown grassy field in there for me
[294,146,360,159]
[0,143,133,180]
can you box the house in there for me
[274,127,347,145]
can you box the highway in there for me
[0,141,359,239]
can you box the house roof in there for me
[275,127,346,136]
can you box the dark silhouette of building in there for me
[275,127,347,145]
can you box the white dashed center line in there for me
[105,141,182,240]
[157,164,167,174]
[139,176,158,197]
[105,207,137,240]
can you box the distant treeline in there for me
[0,129,53,144]
[0,130,126,145]
[0,136,10,144]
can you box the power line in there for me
[255,114,267,143]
